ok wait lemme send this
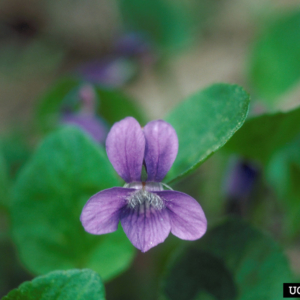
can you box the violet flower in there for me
[77,57,138,88]
[61,84,108,144]
[224,159,258,200]
[223,157,259,216]
[80,117,207,252]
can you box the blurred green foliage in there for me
[117,0,193,51]
[35,77,146,133]
[10,127,135,281]
[0,235,32,299]
[0,132,31,180]
[249,10,300,105]
[0,152,9,208]
[160,218,293,300]
[0,38,65,78]
[161,249,237,300]
[224,106,300,163]
[266,136,300,238]
[165,84,250,183]
[2,269,105,300]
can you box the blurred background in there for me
[1,0,300,299]
[0,0,299,127]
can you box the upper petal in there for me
[155,190,207,240]
[80,187,134,234]
[106,117,145,182]
[143,120,178,182]
[120,191,171,252]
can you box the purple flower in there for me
[77,57,138,88]
[61,84,108,144]
[224,158,259,200]
[80,117,207,252]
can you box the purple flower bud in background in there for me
[61,84,108,144]
[80,117,207,252]
[77,32,157,87]
[114,32,157,66]
[223,157,259,215]
[77,57,138,88]
[78,83,97,114]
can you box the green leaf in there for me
[224,106,300,163]
[201,219,292,300]
[160,249,238,300]
[11,127,135,281]
[165,84,250,183]
[35,77,145,133]
[160,218,292,300]
[249,10,300,104]
[2,269,105,300]
[117,0,193,51]
[266,136,300,238]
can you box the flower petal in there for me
[120,198,171,252]
[143,120,178,182]
[106,117,145,182]
[80,187,133,234]
[156,190,207,240]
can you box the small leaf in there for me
[224,106,300,163]
[249,10,300,104]
[11,127,135,281]
[2,269,105,300]
[165,84,250,183]
[160,218,292,300]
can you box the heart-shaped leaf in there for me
[11,127,135,281]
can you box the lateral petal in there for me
[156,190,207,240]
[80,187,133,234]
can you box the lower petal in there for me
[120,198,171,252]
[80,187,134,234]
[155,190,207,240]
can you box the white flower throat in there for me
[124,182,164,210]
